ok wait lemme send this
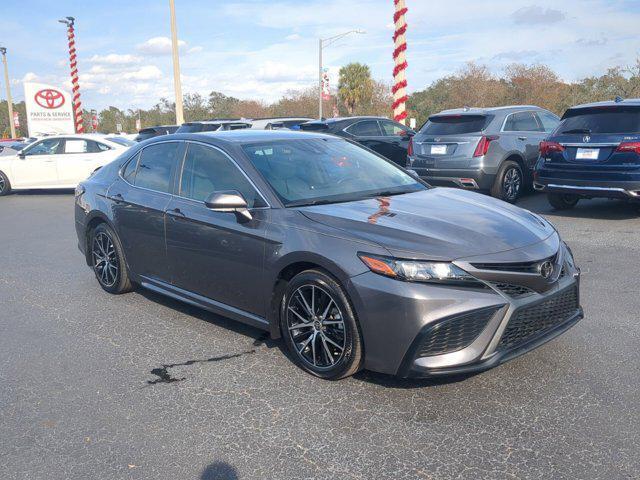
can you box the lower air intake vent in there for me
[492,283,536,298]
[417,307,499,357]
[498,286,579,351]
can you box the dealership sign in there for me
[24,82,75,136]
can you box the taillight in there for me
[615,142,640,154]
[539,141,565,157]
[407,136,414,156]
[473,135,498,157]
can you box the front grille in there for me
[491,283,536,299]
[417,307,499,357]
[498,286,579,351]
[472,254,557,274]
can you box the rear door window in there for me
[536,111,560,133]
[379,120,411,136]
[345,120,383,136]
[503,112,543,132]
[421,115,489,135]
[134,142,181,193]
[557,107,640,134]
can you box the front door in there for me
[165,142,269,317]
[11,138,62,187]
[378,119,413,167]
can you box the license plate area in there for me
[575,148,599,160]
[430,145,447,155]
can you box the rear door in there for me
[11,138,62,187]
[343,120,391,159]
[378,119,413,167]
[501,111,547,170]
[107,141,184,282]
[413,115,488,169]
[56,138,113,185]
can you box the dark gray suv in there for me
[408,106,559,202]
[75,131,582,380]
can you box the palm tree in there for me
[338,63,374,115]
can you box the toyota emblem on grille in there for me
[539,261,554,279]
[583,135,591,143]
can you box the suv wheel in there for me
[0,171,11,196]
[548,193,579,210]
[491,161,522,203]
[90,223,135,294]
[280,270,363,379]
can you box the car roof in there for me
[183,120,251,125]
[432,105,543,116]
[566,98,640,110]
[305,116,390,125]
[151,130,332,144]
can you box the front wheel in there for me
[548,192,579,210]
[90,223,135,294]
[280,270,363,380]
[491,161,523,203]
[0,171,11,196]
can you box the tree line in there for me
[2,60,640,136]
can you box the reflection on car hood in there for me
[299,188,556,261]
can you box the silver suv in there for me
[408,106,559,202]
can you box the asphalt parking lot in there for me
[1,190,638,480]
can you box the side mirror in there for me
[204,190,252,221]
[18,152,26,159]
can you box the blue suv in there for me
[534,98,640,209]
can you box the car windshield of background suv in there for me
[243,138,425,207]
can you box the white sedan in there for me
[0,134,132,196]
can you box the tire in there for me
[0,170,11,196]
[89,223,135,294]
[490,160,523,203]
[548,193,579,210]
[280,269,363,380]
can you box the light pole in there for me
[169,0,184,125]
[0,47,16,138]
[318,30,366,119]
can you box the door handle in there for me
[518,136,528,141]
[167,207,186,218]
[107,193,124,203]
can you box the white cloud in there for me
[187,45,204,54]
[285,33,301,41]
[89,53,142,65]
[122,65,163,81]
[136,36,186,56]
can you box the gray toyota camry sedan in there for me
[75,130,583,380]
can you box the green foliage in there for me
[338,63,374,115]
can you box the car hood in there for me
[299,188,556,261]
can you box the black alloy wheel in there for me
[491,160,523,203]
[90,223,135,294]
[0,171,11,196]
[281,270,363,379]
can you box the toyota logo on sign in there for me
[34,89,65,109]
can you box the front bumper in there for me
[346,244,582,378]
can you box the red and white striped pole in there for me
[392,0,408,125]
[59,16,84,133]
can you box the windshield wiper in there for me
[561,128,592,134]
[287,198,351,208]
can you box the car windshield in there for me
[243,138,426,207]
[557,106,640,134]
[420,115,490,135]
[106,136,135,147]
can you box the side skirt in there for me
[139,276,270,332]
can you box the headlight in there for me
[358,253,482,286]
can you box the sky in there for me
[1,0,640,111]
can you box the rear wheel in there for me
[280,270,363,380]
[491,160,523,203]
[548,193,579,210]
[0,171,11,196]
[90,223,135,294]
